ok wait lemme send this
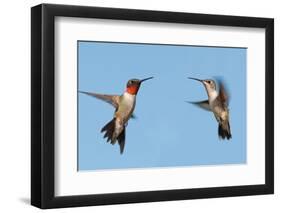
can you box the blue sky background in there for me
[78,41,247,171]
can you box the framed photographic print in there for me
[31,3,274,209]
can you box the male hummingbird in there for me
[79,77,153,154]
[188,77,232,140]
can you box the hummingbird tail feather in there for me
[218,121,232,140]
[101,118,117,144]
[117,128,126,154]
[101,118,126,154]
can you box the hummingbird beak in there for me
[188,77,203,83]
[140,77,154,83]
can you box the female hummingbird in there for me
[80,77,153,154]
[188,77,232,140]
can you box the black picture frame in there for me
[31,3,274,209]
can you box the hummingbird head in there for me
[189,77,217,99]
[126,77,153,95]
[202,79,216,91]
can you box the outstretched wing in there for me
[187,100,211,111]
[217,79,230,106]
[79,91,119,108]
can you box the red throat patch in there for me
[126,85,139,95]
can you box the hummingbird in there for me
[188,77,232,140]
[79,77,154,154]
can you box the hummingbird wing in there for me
[187,100,211,111]
[217,79,230,106]
[79,91,120,109]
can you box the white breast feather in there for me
[122,92,136,110]
[209,90,218,102]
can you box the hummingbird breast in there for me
[115,92,136,124]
